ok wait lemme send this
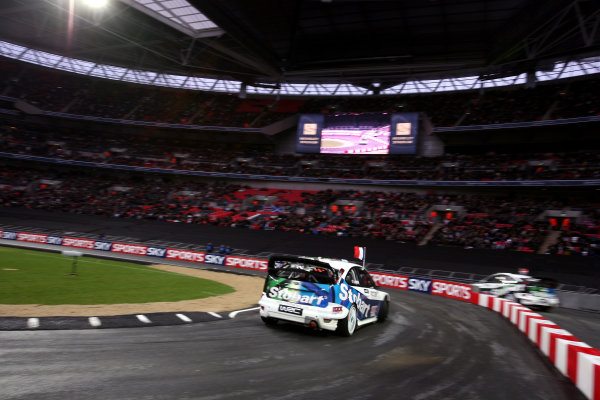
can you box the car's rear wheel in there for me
[336,305,357,337]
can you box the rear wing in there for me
[267,255,338,285]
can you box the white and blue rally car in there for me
[259,255,390,336]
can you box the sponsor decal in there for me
[278,304,303,316]
[165,249,205,263]
[2,230,17,240]
[408,277,432,293]
[225,256,268,271]
[268,285,328,306]
[146,247,167,258]
[370,273,408,290]
[204,254,226,265]
[431,280,472,301]
[16,232,48,243]
[339,282,372,317]
[111,243,147,256]
[63,237,95,249]
[47,236,63,245]
[94,241,112,251]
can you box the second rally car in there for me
[471,272,560,311]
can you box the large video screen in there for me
[296,112,419,155]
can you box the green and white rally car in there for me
[472,272,560,311]
[258,255,390,336]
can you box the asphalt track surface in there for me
[0,290,588,400]
[1,240,599,350]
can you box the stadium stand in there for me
[1,158,598,257]
[1,56,599,258]
[1,59,600,129]
[1,120,599,181]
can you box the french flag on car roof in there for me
[354,246,365,261]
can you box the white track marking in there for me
[88,317,101,327]
[27,318,39,329]
[176,313,192,322]
[136,314,151,324]
[208,312,222,319]
[228,307,260,319]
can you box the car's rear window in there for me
[272,261,336,285]
[529,277,558,289]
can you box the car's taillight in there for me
[333,306,343,313]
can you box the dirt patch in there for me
[0,264,264,317]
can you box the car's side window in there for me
[357,269,375,288]
[346,268,360,286]
[347,267,374,288]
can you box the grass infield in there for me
[0,247,234,305]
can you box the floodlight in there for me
[83,0,109,8]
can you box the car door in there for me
[347,266,383,320]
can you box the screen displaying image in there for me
[296,112,419,155]
[320,113,391,154]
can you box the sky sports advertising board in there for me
[296,112,419,155]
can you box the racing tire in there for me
[378,299,390,323]
[504,293,518,303]
[261,316,278,326]
[336,305,358,337]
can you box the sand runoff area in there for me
[0,264,264,317]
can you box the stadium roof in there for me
[121,0,223,38]
[0,0,599,90]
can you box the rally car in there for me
[258,255,390,336]
[471,272,560,311]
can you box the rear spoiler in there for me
[267,255,338,282]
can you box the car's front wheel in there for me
[336,305,357,337]
[378,299,390,323]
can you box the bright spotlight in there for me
[83,0,109,8]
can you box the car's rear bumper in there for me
[259,296,346,331]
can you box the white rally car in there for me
[472,272,560,311]
[259,255,390,336]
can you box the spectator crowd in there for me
[0,58,599,257]
[1,164,598,255]
[1,123,599,182]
